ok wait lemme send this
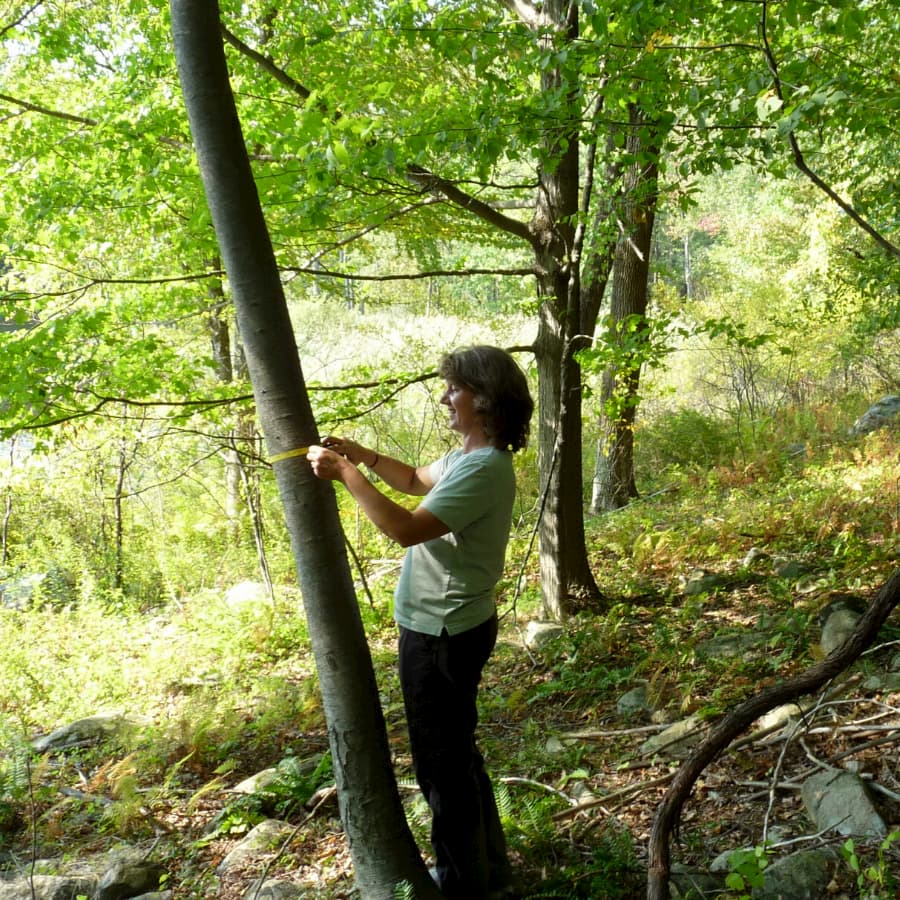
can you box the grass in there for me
[0,417,897,897]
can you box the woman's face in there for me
[440,380,483,436]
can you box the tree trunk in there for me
[170,3,440,897]
[113,431,127,591]
[529,0,603,619]
[590,105,660,514]
[1,437,15,565]
[533,297,601,618]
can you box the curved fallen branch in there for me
[647,566,900,900]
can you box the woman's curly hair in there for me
[439,345,534,452]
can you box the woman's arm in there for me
[308,445,448,547]
[321,436,434,496]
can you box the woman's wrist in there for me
[368,451,380,468]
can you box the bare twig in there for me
[562,724,669,739]
[828,730,900,764]
[763,684,833,843]
[501,776,578,806]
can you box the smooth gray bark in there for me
[170,3,439,897]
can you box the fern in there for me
[392,880,415,900]
[0,732,31,835]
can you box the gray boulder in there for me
[0,875,96,899]
[96,859,166,900]
[641,715,708,759]
[224,580,272,608]
[616,685,651,719]
[523,621,564,650]
[669,864,725,899]
[32,713,142,753]
[849,395,900,436]
[216,819,295,877]
[801,770,886,837]
[752,848,836,899]
[819,597,864,655]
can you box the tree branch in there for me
[0,2,41,40]
[219,24,312,101]
[285,265,535,281]
[406,164,536,245]
[758,1,900,260]
[218,22,538,254]
[647,566,900,900]
[2,262,534,308]
[0,92,96,126]
[302,197,444,266]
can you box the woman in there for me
[308,345,533,900]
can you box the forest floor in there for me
[12,571,896,900]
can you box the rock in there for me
[216,819,295,877]
[752,848,836,899]
[650,708,675,725]
[863,673,900,693]
[848,395,900,436]
[756,703,809,733]
[523,621,564,650]
[224,581,272,608]
[0,875,96,899]
[772,558,811,580]
[0,572,46,610]
[32,713,143,752]
[669,864,725,899]
[96,859,166,900]
[569,781,598,805]
[616,685,650,719]
[682,571,729,596]
[231,768,279,795]
[819,598,864,655]
[801,770,887,837]
[741,547,769,568]
[0,568,75,611]
[641,715,709,759]
[710,830,789,873]
[544,735,576,755]
[243,880,308,899]
[696,632,758,660]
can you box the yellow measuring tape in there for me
[269,446,310,463]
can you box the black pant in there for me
[398,614,512,899]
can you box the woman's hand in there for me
[320,436,375,467]
[307,444,354,482]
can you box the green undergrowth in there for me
[0,419,896,896]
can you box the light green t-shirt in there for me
[394,447,515,636]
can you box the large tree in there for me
[3,0,896,618]
[169,2,440,897]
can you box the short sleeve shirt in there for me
[394,447,515,636]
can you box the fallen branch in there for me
[553,773,674,823]
[647,566,900,900]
